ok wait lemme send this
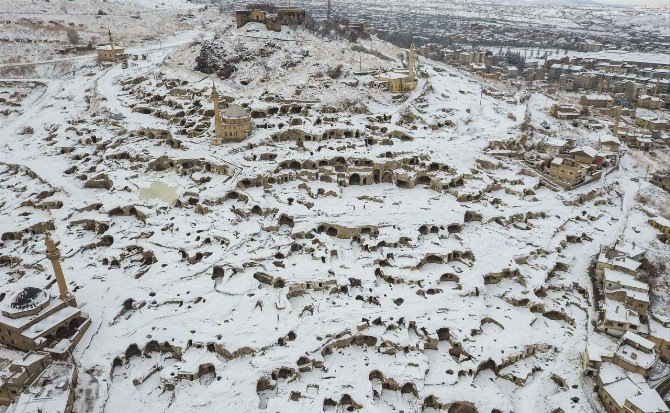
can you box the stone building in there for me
[211,84,253,145]
[647,314,670,362]
[550,104,580,120]
[0,234,90,358]
[0,352,51,405]
[637,95,664,110]
[374,44,418,93]
[549,157,589,187]
[650,170,670,192]
[96,30,125,63]
[8,361,76,413]
[236,6,306,32]
[580,94,614,108]
[635,116,668,133]
[603,269,649,318]
[649,216,670,237]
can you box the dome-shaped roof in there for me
[223,104,249,119]
[9,287,47,311]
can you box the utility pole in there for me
[327,0,331,20]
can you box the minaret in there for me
[108,29,117,62]
[408,44,416,84]
[211,82,224,143]
[45,233,75,306]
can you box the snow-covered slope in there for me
[0,10,668,413]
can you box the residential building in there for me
[581,94,614,108]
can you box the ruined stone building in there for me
[211,84,253,145]
[8,361,76,413]
[0,234,90,358]
[96,30,125,63]
[0,352,51,405]
[374,44,418,93]
[236,6,306,32]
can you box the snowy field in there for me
[0,3,669,413]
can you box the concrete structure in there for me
[374,44,418,93]
[211,84,253,145]
[0,234,90,358]
[236,6,306,32]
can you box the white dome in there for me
[223,104,249,119]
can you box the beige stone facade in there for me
[0,234,90,358]
[549,157,589,187]
[374,44,418,93]
[96,30,124,63]
[236,7,306,32]
[0,352,51,405]
[211,84,253,145]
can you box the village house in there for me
[0,234,90,358]
[648,216,670,237]
[635,116,668,133]
[9,361,76,413]
[581,94,614,108]
[637,95,664,110]
[374,44,418,93]
[578,41,604,52]
[586,331,667,413]
[602,298,641,337]
[603,269,649,318]
[570,146,601,166]
[617,129,653,151]
[550,104,580,120]
[541,138,568,155]
[96,30,125,63]
[596,363,667,413]
[236,6,306,32]
[595,243,644,280]
[211,84,253,145]
[650,170,670,192]
[647,315,670,362]
[548,63,584,79]
[548,157,590,187]
[0,352,51,405]
[613,332,657,376]
[599,136,622,153]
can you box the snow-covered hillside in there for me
[0,4,668,413]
